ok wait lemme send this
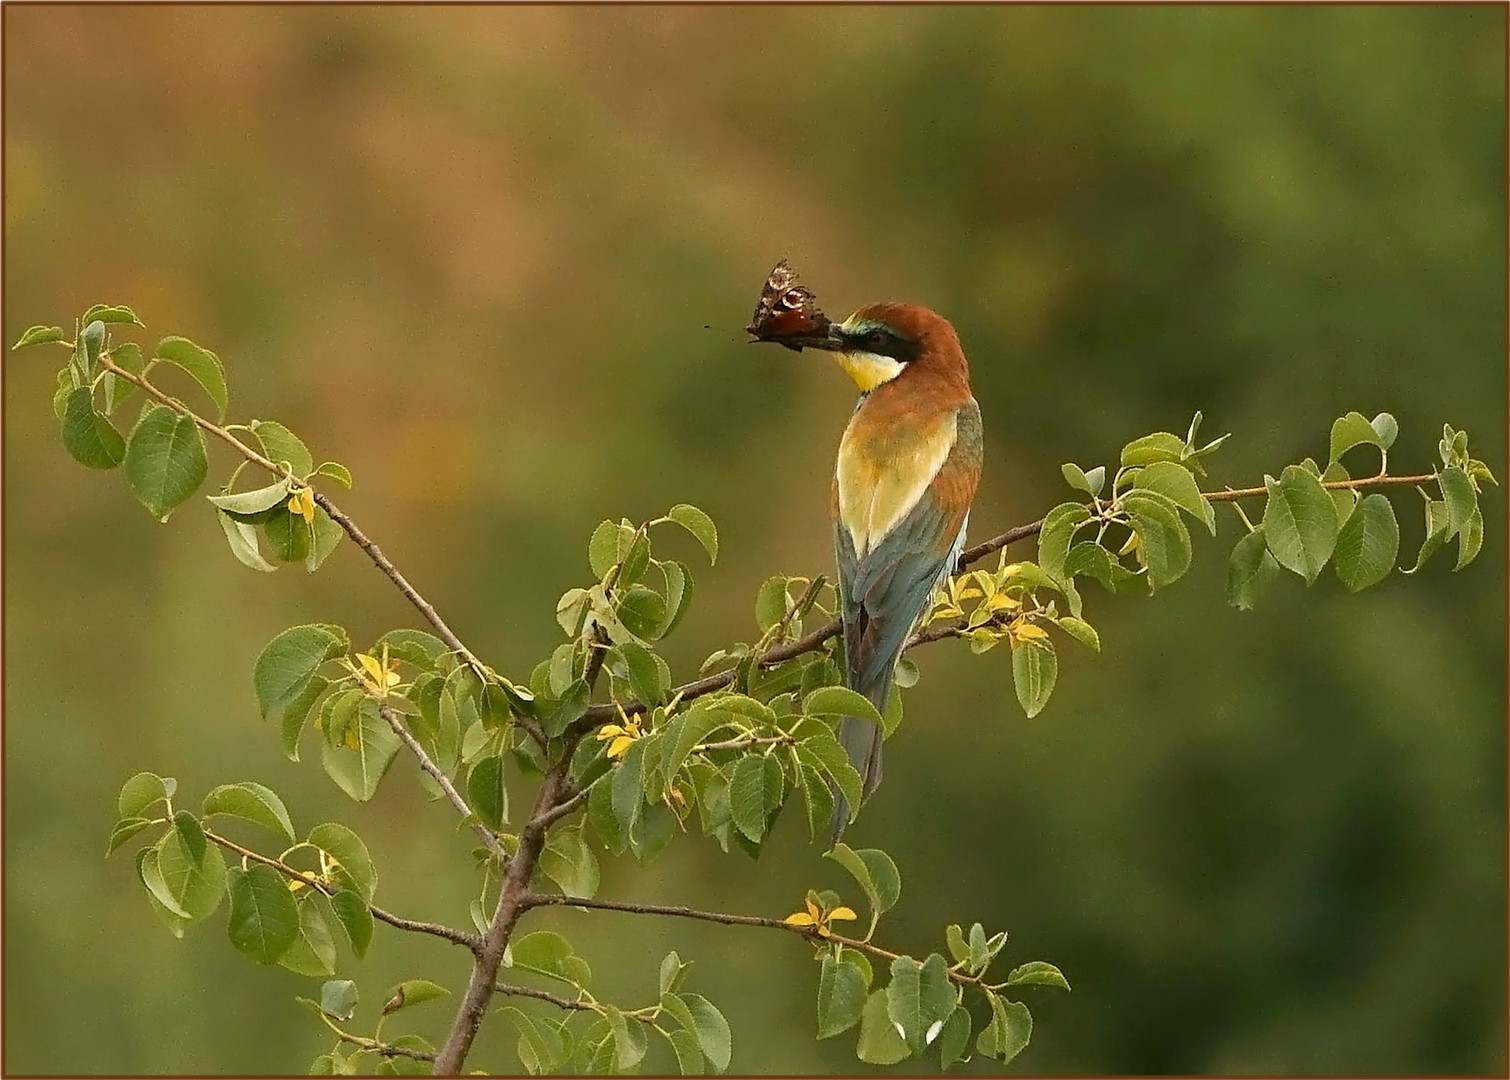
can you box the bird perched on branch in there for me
[747,267,982,842]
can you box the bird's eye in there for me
[866,330,889,349]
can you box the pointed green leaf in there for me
[803,686,884,727]
[60,387,126,469]
[82,303,144,326]
[153,828,226,921]
[938,1006,971,1069]
[729,755,769,843]
[540,823,600,899]
[208,478,293,517]
[1055,616,1100,652]
[154,336,228,420]
[1439,466,1476,539]
[322,702,402,802]
[279,894,337,977]
[825,843,901,921]
[254,624,346,721]
[305,505,343,572]
[216,510,279,572]
[383,979,451,1012]
[1333,494,1399,593]
[886,954,955,1055]
[226,863,299,963]
[856,989,910,1064]
[1012,640,1057,718]
[313,461,352,487]
[202,782,297,844]
[1119,431,1185,467]
[249,419,314,478]
[118,771,173,819]
[308,822,376,901]
[1123,493,1192,588]
[667,504,718,564]
[320,979,360,1022]
[1037,502,1093,581]
[681,993,732,1072]
[328,888,374,958]
[818,954,868,1038]
[1226,526,1279,610]
[107,816,156,856]
[976,994,1031,1064]
[124,403,208,521]
[1328,411,1386,465]
[1456,507,1484,570]
[1261,465,1339,584]
[12,324,66,349]
[1131,461,1215,535]
[619,641,664,707]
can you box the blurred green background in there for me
[5,6,1505,1075]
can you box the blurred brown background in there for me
[5,5,1505,1075]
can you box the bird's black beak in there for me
[770,323,845,354]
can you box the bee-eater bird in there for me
[780,304,983,842]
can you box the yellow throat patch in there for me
[836,350,907,392]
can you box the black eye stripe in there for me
[846,327,919,364]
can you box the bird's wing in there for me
[837,400,982,698]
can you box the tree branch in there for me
[377,703,506,861]
[493,982,596,1013]
[204,830,479,952]
[522,893,994,993]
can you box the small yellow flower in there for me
[828,906,858,922]
[288,878,308,892]
[595,713,642,760]
[354,650,401,696]
[287,485,316,525]
[784,897,858,936]
[1013,622,1049,642]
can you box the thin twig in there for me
[493,983,597,1013]
[204,830,480,952]
[377,703,506,861]
[528,779,596,833]
[1205,472,1436,502]
[333,1030,436,1064]
[522,893,993,993]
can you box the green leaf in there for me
[1328,411,1386,465]
[279,894,338,977]
[1370,412,1399,449]
[313,461,353,487]
[1403,499,1450,574]
[502,1005,564,1075]
[617,585,667,641]
[12,324,66,349]
[589,773,627,854]
[797,762,836,843]
[1055,616,1100,652]
[248,419,314,478]
[264,507,312,563]
[603,1004,648,1070]
[118,771,174,819]
[886,954,956,1055]
[611,737,648,837]
[1036,502,1093,581]
[680,993,732,1072]
[103,342,144,414]
[154,336,228,420]
[856,990,910,1064]
[588,520,622,578]
[1438,466,1477,539]
[1119,431,1185,468]
[1131,461,1215,535]
[729,755,769,843]
[201,781,297,844]
[1333,494,1400,593]
[217,510,279,572]
[660,950,689,996]
[107,816,157,855]
[254,624,347,721]
[79,320,106,375]
[136,848,187,936]
[226,863,300,964]
[306,506,343,572]
[825,843,901,922]
[818,954,868,1039]
[540,823,600,899]
[280,674,331,761]
[755,575,792,633]
[976,994,1031,1064]
[1060,462,1104,497]
[466,755,508,831]
[208,478,293,517]
[322,703,402,802]
[797,737,863,823]
[1012,640,1057,718]
[660,560,695,638]
[660,706,729,786]
[308,822,376,901]
[320,979,360,1022]
[60,387,126,469]
[383,979,451,1012]
[667,504,719,564]
[1226,527,1280,610]
[124,403,208,521]
[619,640,664,707]
[1261,465,1340,584]
[1123,493,1193,588]
[1456,507,1485,570]
[172,809,207,862]
[154,827,226,920]
[509,930,584,984]
[938,1006,971,1070]
[803,685,884,727]
[1005,960,1071,991]
[82,303,144,326]
[328,888,374,958]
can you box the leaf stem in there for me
[202,829,480,952]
